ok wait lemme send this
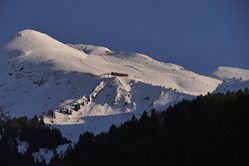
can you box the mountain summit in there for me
[1,29,247,140]
[0,29,89,73]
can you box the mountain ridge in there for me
[0,29,248,141]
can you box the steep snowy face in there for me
[211,66,249,93]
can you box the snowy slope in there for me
[211,66,249,93]
[70,46,222,96]
[0,30,90,73]
[0,29,224,141]
[67,44,111,55]
[0,29,221,95]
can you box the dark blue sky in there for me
[1,0,249,74]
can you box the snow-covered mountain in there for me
[211,66,249,93]
[0,29,248,141]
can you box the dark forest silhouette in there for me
[1,88,249,165]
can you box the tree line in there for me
[63,89,249,166]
